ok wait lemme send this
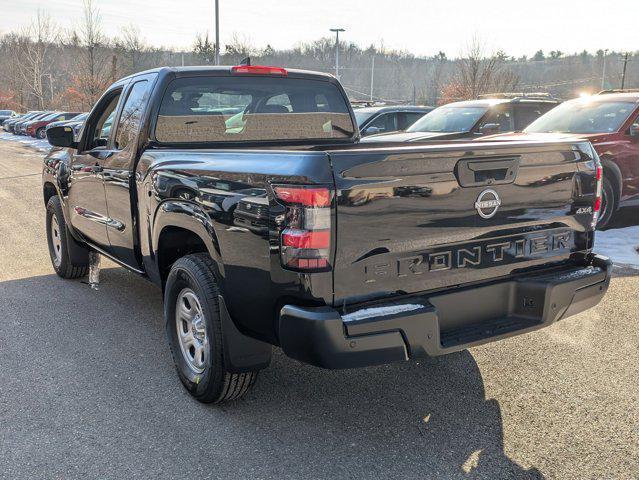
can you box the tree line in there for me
[1,1,637,112]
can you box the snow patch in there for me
[594,226,639,269]
[0,132,51,152]
[342,304,424,322]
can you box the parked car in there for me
[354,105,433,136]
[362,93,560,143]
[0,110,18,123]
[43,65,609,403]
[26,112,82,139]
[47,112,89,140]
[3,111,42,133]
[15,111,52,135]
[22,112,60,137]
[483,90,639,228]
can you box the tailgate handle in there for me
[455,157,520,187]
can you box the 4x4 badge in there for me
[475,189,501,219]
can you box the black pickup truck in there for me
[43,65,611,403]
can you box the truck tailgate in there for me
[329,140,598,305]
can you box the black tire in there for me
[597,175,617,230]
[46,196,90,279]
[36,127,46,139]
[165,253,258,403]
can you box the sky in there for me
[1,0,637,58]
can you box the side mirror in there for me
[46,125,78,149]
[629,124,639,137]
[479,123,500,135]
[363,126,381,136]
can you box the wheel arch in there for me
[599,156,622,209]
[153,201,223,289]
[43,181,58,206]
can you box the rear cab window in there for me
[154,75,355,144]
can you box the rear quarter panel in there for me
[137,149,334,342]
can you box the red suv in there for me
[26,112,81,139]
[484,91,639,228]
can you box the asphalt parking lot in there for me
[0,139,638,479]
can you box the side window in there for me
[86,92,122,150]
[398,112,425,130]
[514,105,550,131]
[478,106,514,133]
[115,80,150,151]
[366,113,397,134]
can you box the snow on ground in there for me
[0,131,51,152]
[1,129,638,269]
[594,226,639,269]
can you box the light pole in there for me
[214,0,220,65]
[621,52,630,90]
[330,28,345,79]
[601,49,609,90]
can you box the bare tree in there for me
[193,32,215,64]
[224,32,255,61]
[443,36,519,101]
[116,25,147,74]
[13,10,58,109]
[425,51,448,105]
[70,0,110,109]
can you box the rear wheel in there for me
[597,176,616,230]
[36,127,46,139]
[165,253,258,403]
[46,196,90,278]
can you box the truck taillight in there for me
[592,164,603,228]
[274,185,332,271]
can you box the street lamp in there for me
[214,0,220,65]
[330,28,345,79]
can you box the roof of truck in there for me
[122,65,336,82]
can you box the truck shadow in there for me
[235,351,544,479]
[0,268,544,479]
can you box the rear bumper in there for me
[279,254,612,369]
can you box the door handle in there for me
[76,164,103,173]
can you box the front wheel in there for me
[165,253,258,403]
[597,176,617,230]
[36,127,46,139]
[46,196,90,278]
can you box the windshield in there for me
[40,113,60,121]
[354,110,378,126]
[525,99,637,134]
[156,75,355,144]
[407,106,487,133]
[29,113,50,121]
[0,110,12,115]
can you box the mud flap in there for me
[66,229,90,266]
[218,295,272,373]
